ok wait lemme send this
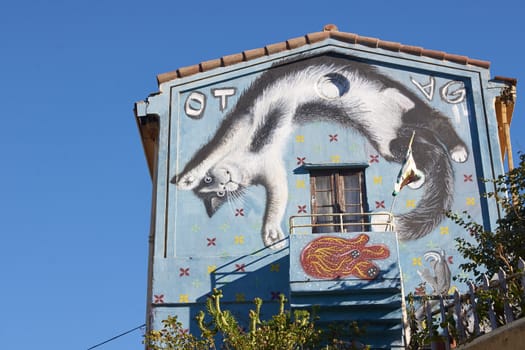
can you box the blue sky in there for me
[1,1,523,349]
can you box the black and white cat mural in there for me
[173,55,469,249]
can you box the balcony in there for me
[289,212,395,235]
[288,212,405,348]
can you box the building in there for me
[134,25,516,348]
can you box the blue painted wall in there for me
[136,39,507,335]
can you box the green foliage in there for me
[447,153,525,283]
[405,154,525,347]
[144,288,368,350]
[144,315,214,350]
[406,294,460,350]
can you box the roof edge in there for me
[157,24,491,85]
[493,76,518,86]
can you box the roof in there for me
[157,24,491,85]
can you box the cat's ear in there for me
[202,194,227,217]
[382,88,415,113]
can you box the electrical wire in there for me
[87,323,146,350]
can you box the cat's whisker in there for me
[228,189,247,209]
[226,192,237,216]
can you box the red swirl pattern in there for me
[300,234,390,280]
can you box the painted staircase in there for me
[289,231,405,349]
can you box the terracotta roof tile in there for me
[323,24,339,32]
[157,24,491,85]
[265,41,288,55]
[157,71,178,84]
[243,47,266,61]
[445,53,469,65]
[378,40,402,52]
[420,49,446,61]
[467,58,491,69]
[221,52,244,67]
[177,64,200,78]
[200,58,222,72]
[494,76,518,85]
[287,36,308,50]
[305,31,330,44]
[356,35,380,48]
[328,31,358,44]
[400,45,423,56]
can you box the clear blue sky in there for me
[1,1,523,349]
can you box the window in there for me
[310,167,368,233]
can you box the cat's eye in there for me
[204,176,213,183]
[216,191,225,197]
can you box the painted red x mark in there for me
[271,291,281,300]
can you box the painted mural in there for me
[416,249,452,295]
[299,233,390,280]
[136,36,513,339]
[173,55,469,249]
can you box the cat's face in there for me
[193,166,244,217]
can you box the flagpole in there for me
[406,130,416,152]
[386,195,398,231]
[387,131,416,231]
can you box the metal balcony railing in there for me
[289,212,395,234]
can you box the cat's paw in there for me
[262,224,286,250]
[450,145,468,163]
[175,172,201,190]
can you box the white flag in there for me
[393,132,424,196]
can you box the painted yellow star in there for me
[330,155,341,163]
[192,280,202,288]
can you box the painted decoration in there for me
[299,234,390,280]
[173,55,468,249]
[417,249,452,295]
[137,38,507,335]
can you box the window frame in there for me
[307,164,369,233]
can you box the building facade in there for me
[135,25,515,347]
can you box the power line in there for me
[87,323,146,350]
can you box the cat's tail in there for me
[393,131,455,240]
